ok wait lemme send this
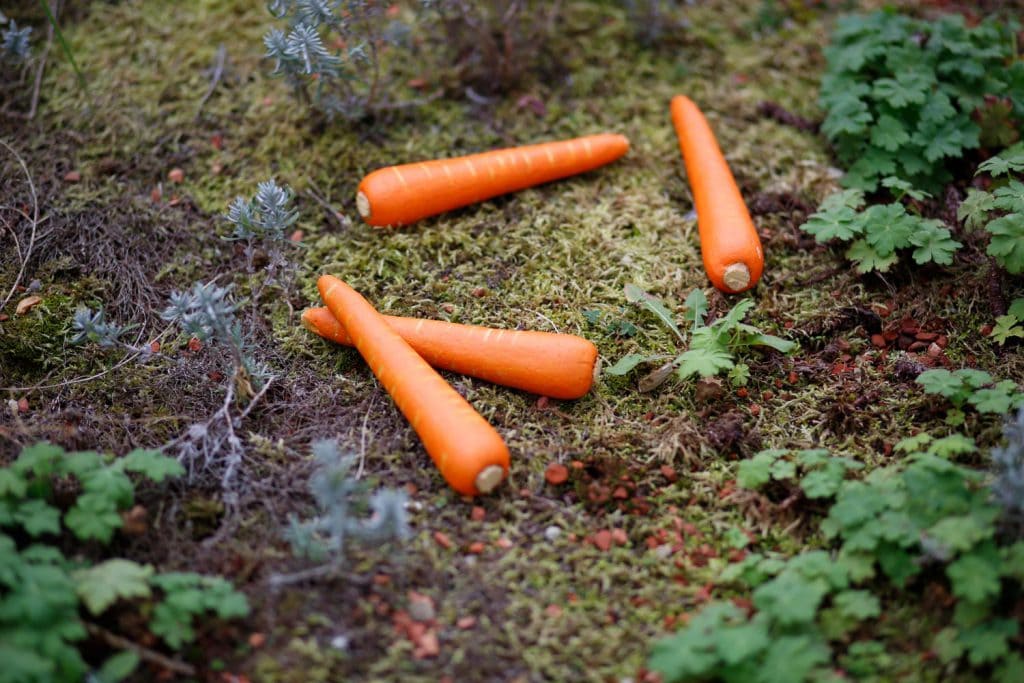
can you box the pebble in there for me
[329,634,349,651]
[544,526,562,541]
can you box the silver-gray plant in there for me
[1,19,31,63]
[225,178,298,243]
[271,439,409,585]
[992,408,1024,527]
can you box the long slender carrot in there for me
[356,133,630,227]
[302,306,598,400]
[317,275,510,496]
[670,95,764,294]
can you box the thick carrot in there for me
[302,306,598,400]
[356,133,630,227]
[317,275,510,496]
[670,95,764,294]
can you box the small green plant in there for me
[651,432,1024,682]
[989,298,1024,346]
[737,447,863,499]
[1,17,31,62]
[0,443,249,682]
[799,188,961,273]
[958,146,1024,275]
[820,11,1024,193]
[270,440,409,585]
[607,285,795,389]
[916,368,1024,425]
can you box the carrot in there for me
[317,275,510,496]
[356,133,630,227]
[302,306,598,399]
[670,95,764,294]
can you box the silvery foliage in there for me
[1,19,31,63]
[71,307,129,348]
[225,178,298,242]
[286,439,409,564]
[992,408,1024,526]
[262,0,402,118]
[161,281,269,388]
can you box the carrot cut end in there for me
[356,191,371,218]
[722,263,751,293]
[474,465,506,495]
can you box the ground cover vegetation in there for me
[1,0,1023,680]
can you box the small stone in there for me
[120,504,147,535]
[149,341,161,353]
[611,528,628,545]
[211,161,224,175]
[413,629,439,659]
[408,591,435,622]
[870,334,886,348]
[329,634,349,651]
[545,604,563,618]
[495,537,513,549]
[211,134,224,150]
[592,530,612,551]
[0,314,8,322]
[467,541,485,554]
[289,229,304,242]
[471,287,487,298]
[248,632,266,649]
[653,544,673,560]
[150,186,162,203]
[470,506,486,522]
[433,531,453,549]
[17,397,29,413]
[442,303,455,313]
[63,170,81,183]
[456,616,477,630]
[544,526,562,541]
[16,295,42,315]
[168,168,185,183]
[927,343,943,358]
[660,465,677,482]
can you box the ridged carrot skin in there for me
[356,133,630,227]
[302,306,598,400]
[670,95,764,294]
[317,275,509,496]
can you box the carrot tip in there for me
[356,191,371,218]
[300,309,319,333]
[723,263,751,293]
[474,465,506,495]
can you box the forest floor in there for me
[1,1,1022,681]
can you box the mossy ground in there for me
[1,1,1022,681]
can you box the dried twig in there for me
[195,44,227,120]
[85,622,196,677]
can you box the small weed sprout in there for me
[71,307,132,348]
[263,1,415,119]
[1,19,31,63]
[271,440,409,585]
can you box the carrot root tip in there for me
[356,191,371,218]
[474,465,506,495]
[723,263,751,293]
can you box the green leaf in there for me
[118,449,184,482]
[992,179,1024,213]
[677,346,734,379]
[946,548,1002,603]
[832,590,881,620]
[13,442,66,477]
[95,651,141,683]
[72,559,153,615]
[958,619,1019,666]
[926,515,994,553]
[955,368,995,388]
[968,387,1016,414]
[977,151,1024,177]
[737,450,781,489]
[908,220,961,265]
[895,433,932,453]
[927,434,977,458]
[606,354,649,376]
[624,284,684,342]
[916,369,966,400]
[958,189,996,231]
[846,239,899,273]
[881,176,931,201]
[13,498,62,537]
[0,469,27,498]
[1009,298,1024,320]
[801,203,865,243]
[870,115,911,151]
[862,203,916,254]
[682,288,708,327]
[64,492,123,542]
[989,315,1024,345]
[758,635,831,683]
[753,571,828,625]
[986,213,1024,274]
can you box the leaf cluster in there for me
[820,11,1024,193]
[607,286,795,387]
[1,18,31,63]
[651,432,1024,682]
[958,145,1024,274]
[738,448,863,499]
[0,443,248,683]
[279,440,409,576]
[916,368,1024,425]
[799,189,961,273]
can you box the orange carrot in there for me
[670,95,764,294]
[317,275,509,496]
[356,133,630,227]
[302,306,598,400]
